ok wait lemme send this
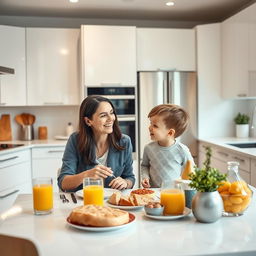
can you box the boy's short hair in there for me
[148,104,189,138]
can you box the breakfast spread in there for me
[108,189,155,206]
[68,205,129,227]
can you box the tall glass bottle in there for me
[218,161,253,216]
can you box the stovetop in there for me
[0,144,24,151]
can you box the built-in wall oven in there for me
[86,87,136,155]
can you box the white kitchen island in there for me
[0,191,256,256]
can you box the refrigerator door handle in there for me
[163,79,168,104]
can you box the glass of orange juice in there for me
[33,177,53,215]
[160,181,185,215]
[83,177,104,206]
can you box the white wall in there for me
[196,23,249,139]
[0,106,79,140]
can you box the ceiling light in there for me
[166,2,174,6]
[69,0,79,3]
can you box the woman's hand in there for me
[85,165,113,179]
[109,177,128,190]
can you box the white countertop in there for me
[199,137,256,159]
[0,191,256,256]
[0,139,67,155]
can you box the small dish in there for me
[144,203,164,216]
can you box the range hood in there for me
[0,66,15,75]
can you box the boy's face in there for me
[148,115,174,142]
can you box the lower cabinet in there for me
[32,147,65,192]
[0,149,32,213]
[250,159,256,187]
[199,142,251,184]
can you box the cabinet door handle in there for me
[44,102,64,105]
[48,150,64,153]
[100,83,122,86]
[0,156,19,163]
[0,189,19,199]
[237,93,247,97]
[233,156,245,163]
[217,151,229,157]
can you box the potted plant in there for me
[234,112,250,138]
[189,146,227,223]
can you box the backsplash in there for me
[0,106,79,140]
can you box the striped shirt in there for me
[141,140,194,188]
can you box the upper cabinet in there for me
[81,25,136,87]
[221,3,256,99]
[26,28,80,105]
[136,28,196,71]
[0,25,26,106]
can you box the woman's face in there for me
[85,101,116,135]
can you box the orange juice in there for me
[161,189,185,215]
[83,185,104,205]
[33,184,53,212]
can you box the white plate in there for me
[105,201,144,210]
[54,135,69,140]
[76,188,117,200]
[66,213,135,232]
[144,207,192,220]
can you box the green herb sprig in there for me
[189,146,227,192]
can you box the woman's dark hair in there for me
[78,95,124,164]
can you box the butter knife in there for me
[71,193,77,204]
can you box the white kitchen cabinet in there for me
[136,28,195,71]
[0,25,26,106]
[0,149,32,213]
[221,4,256,99]
[26,28,80,106]
[199,142,251,184]
[248,4,256,96]
[81,25,136,87]
[32,146,65,192]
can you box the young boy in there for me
[141,104,194,188]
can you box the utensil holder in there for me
[21,125,34,141]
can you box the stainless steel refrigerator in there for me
[138,71,198,165]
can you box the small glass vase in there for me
[218,161,253,217]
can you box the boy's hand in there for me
[141,178,150,188]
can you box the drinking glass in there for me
[83,177,104,206]
[160,181,185,215]
[33,177,53,215]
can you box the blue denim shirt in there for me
[58,132,135,192]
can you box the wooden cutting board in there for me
[0,114,12,141]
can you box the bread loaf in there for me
[68,205,129,227]
[108,192,121,205]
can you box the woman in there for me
[58,95,135,192]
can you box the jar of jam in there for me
[218,161,253,216]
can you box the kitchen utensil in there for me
[15,115,24,125]
[21,113,29,125]
[0,114,12,141]
[28,114,36,125]
[60,194,69,203]
[71,193,77,204]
